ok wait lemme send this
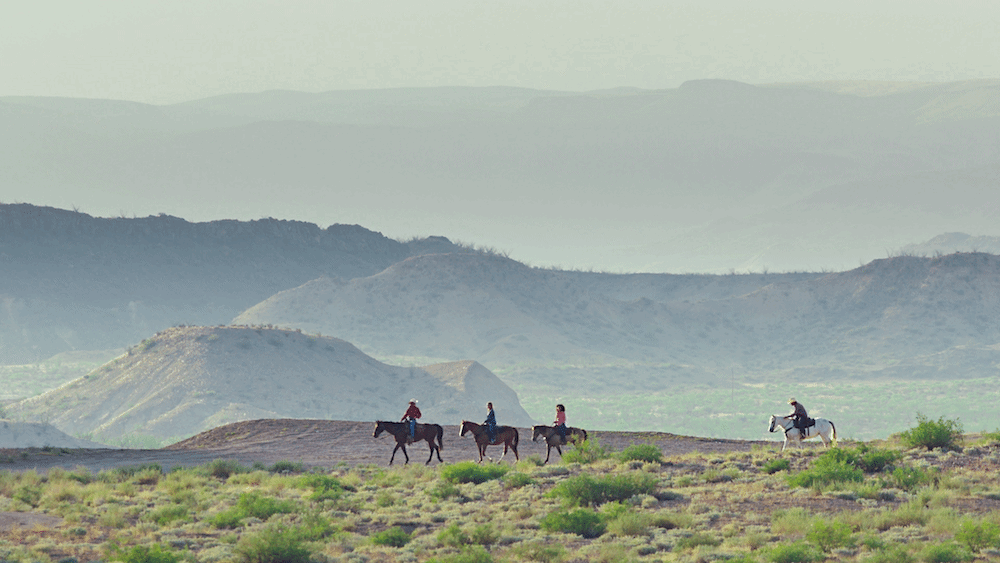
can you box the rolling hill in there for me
[6,326,534,443]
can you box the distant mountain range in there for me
[0,203,471,364]
[3,80,998,272]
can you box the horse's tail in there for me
[436,424,444,451]
[830,421,837,446]
[513,427,520,448]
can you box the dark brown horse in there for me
[531,424,588,464]
[460,420,519,463]
[373,420,444,465]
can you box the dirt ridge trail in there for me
[0,419,777,473]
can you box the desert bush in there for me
[651,510,693,529]
[203,459,249,479]
[100,463,164,483]
[787,454,863,489]
[441,461,509,484]
[766,541,824,563]
[954,519,1000,552]
[106,542,182,563]
[371,526,412,547]
[210,491,298,528]
[470,523,499,546]
[429,480,462,499]
[268,461,304,473]
[865,544,916,563]
[297,473,345,501]
[805,519,855,552]
[438,523,471,547]
[763,458,791,474]
[675,532,722,550]
[606,510,652,537]
[560,437,611,464]
[891,466,937,491]
[548,472,658,507]
[508,540,566,562]
[503,472,536,488]
[919,542,973,563]
[13,484,42,507]
[899,414,964,451]
[143,503,190,526]
[427,545,494,563]
[619,444,663,463]
[233,524,311,563]
[540,508,607,538]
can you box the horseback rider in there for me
[484,402,497,444]
[401,399,421,439]
[787,398,808,430]
[554,404,567,443]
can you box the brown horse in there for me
[531,424,588,464]
[460,420,519,463]
[373,420,444,465]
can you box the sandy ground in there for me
[0,419,782,474]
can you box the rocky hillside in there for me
[236,251,1000,382]
[6,327,534,442]
[0,203,471,364]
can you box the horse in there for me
[373,420,444,465]
[531,424,588,464]
[768,415,837,451]
[460,420,519,463]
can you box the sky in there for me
[3,1,998,104]
[3,1,999,273]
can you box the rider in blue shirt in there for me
[484,402,497,443]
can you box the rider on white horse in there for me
[787,398,809,430]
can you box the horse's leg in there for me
[401,443,410,464]
[512,438,519,461]
[555,445,562,458]
[390,443,401,465]
[544,445,551,464]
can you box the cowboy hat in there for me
[788,398,797,404]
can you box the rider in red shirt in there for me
[402,399,421,437]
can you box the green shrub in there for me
[854,446,902,473]
[297,474,345,501]
[763,458,791,474]
[429,480,462,499]
[766,541,824,563]
[618,444,663,463]
[954,519,1000,552]
[470,523,499,546]
[503,472,536,488]
[237,491,298,520]
[210,492,298,528]
[540,508,606,538]
[508,541,566,563]
[805,519,855,552]
[606,510,652,537]
[203,459,249,479]
[268,461,304,473]
[371,526,412,547]
[427,545,494,563]
[865,544,915,563]
[899,414,964,451]
[919,542,973,563]
[548,472,658,507]
[107,543,182,563]
[438,523,470,547]
[787,455,863,489]
[13,484,42,507]
[891,466,937,491]
[441,461,509,484]
[233,524,311,563]
[143,504,190,526]
[560,437,611,464]
[675,532,722,550]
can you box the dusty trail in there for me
[1,419,777,473]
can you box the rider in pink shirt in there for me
[554,404,567,442]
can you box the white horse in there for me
[768,415,837,451]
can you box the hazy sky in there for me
[3,1,998,104]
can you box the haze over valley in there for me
[3,2,999,446]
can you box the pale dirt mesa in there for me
[0,419,780,473]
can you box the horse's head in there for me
[460,421,470,436]
[768,415,791,433]
[374,421,385,438]
[531,425,544,442]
